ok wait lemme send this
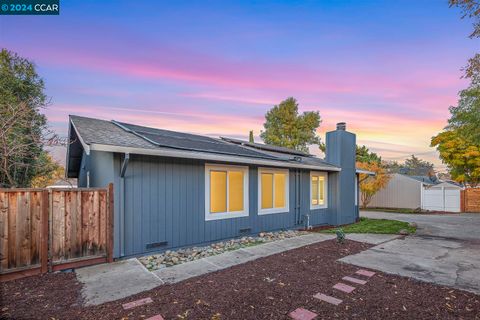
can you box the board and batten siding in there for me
[367,173,422,209]
[86,153,331,258]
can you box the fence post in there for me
[460,190,465,213]
[107,183,114,263]
[40,190,49,274]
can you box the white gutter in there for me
[88,143,342,171]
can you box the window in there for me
[311,171,328,209]
[205,164,249,221]
[258,168,289,215]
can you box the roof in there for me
[409,175,440,185]
[67,115,341,177]
[397,174,461,187]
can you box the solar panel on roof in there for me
[220,137,311,156]
[116,121,279,159]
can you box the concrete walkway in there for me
[76,232,399,306]
[340,211,480,295]
[76,258,164,306]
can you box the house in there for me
[66,115,364,258]
[366,173,463,212]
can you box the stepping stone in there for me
[342,276,367,285]
[333,283,355,293]
[122,297,153,310]
[356,269,376,277]
[313,293,343,305]
[146,315,164,320]
[289,307,318,320]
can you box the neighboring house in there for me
[366,173,463,212]
[67,116,365,258]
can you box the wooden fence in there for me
[0,184,113,281]
[460,188,480,213]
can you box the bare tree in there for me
[0,100,59,187]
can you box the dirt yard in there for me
[1,240,479,320]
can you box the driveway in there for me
[340,211,480,294]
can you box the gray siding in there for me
[118,155,312,257]
[367,173,422,209]
[88,153,336,258]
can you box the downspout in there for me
[120,153,130,257]
[295,170,301,225]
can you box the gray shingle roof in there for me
[70,115,156,149]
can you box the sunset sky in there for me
[1,1,477,171]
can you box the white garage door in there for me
[422,186,461,212]
[444,189,461,212]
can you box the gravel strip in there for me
[138,230,308,271]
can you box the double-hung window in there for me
[310,171,328,209]
[205,164,249,221]
[258,168,289,215]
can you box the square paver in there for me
[356,269,376,277]
[146,315,164,320]
[342,276,367,285]
[333,283,355,293]
[122,297,153,310]
[313,293,343,305]
[289,308,317,320]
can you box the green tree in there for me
[446,86,480,143]
[403,155,435,176]
[356,145,381,164]
[249,130,254,143]
[449,1,480,84]
[450,0,480,39]
[0,49,53,188]
[382,156,434,176]
[431,130,480,187]
[260,97,321,152]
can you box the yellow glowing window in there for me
[260,170,288,212]
[209,167,246,215]
[311,176,319,205]
[210,171,227,213]
[229,171,244,212]
[261,173,273,209]
[274,173,286,208]
[311,173,326,207]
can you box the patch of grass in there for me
[319,217,416,234]
[361,207,421,214]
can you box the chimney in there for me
[325,122,356,225]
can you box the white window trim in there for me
[310,171,328,210]
[205,164,249,221]
[257,168,290,215]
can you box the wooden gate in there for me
[461,188,480,213]
[0,184,113,281]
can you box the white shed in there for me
[365,173,463,212]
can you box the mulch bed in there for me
[2,240,479,320]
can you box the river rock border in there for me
[139,230,308,271]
